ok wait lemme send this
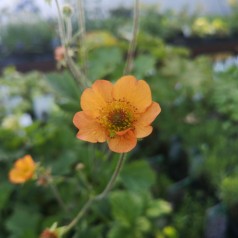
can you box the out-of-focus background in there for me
[0,0,237,72]
[1,0,238,238]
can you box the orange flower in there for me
[9,155,36,184]
[54,46,65,62]
[73,75,161,153]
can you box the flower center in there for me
[107,108,132,132]
[97,99,137,137]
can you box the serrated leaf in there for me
[46,71,81,101]
[120,160,156,192]
[109,191,143,227]
[88,47,123,80]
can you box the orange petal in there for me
[9,169,27,184]
[73,111,107,143]
[134,102,161,138]
[116,128,131,136]
[15,155,35,170]
[81,80,113,117]
[108,130,137,153]
[135,126,153,139]
[113,75,152,113]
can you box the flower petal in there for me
[9,155,36,184]
[73,111,107,143]
[9,169,27,184]
[81,80,113,117]
[135,126,153,138]
[134,102,161,138]
[108,130,137,153]
[15,155,35,170]
[113,75,152,113]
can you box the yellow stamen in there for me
[97,99,138,137]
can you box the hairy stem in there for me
[77,0,88,76]
[123,0,140,75]
[96,153,126,200]
[63,153,126,234]
[54,0,88,89]
[49,179,68,213]
[55,0,66,45]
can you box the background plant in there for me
[1,1,238,238]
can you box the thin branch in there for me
[95,153,126,200]
[77,0,88,77]
[77,0,86,39]
[65,51,89,88]
[54,0,88,89]
[63,198,94,233]
[48,179,68,213]
[63,153,127,235]
[55,0,66,45]
[123,0,140,75]
[66,17,72,43]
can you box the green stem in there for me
[65,52,88,88]
[65,17,72,43]
[55,0,66,45]
[49,179,68,213]
[54,0,88,89]
[63,153,126,235]
[77,0,88,77]
[123,0,140,75]
[96,153,126,200]
[63,198,94,234]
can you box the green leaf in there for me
[74,223,104,238]
[133,54,156,78]
[46,71,81,101]
[220,176,238,207]
[51,152,78,175]
[57,99,79,112]
[146,199,172,218]
[136,217,151,232]
[88,47,123,80]
[108,225,132,238]
[6,205,41,237]
[0,182,14,210]
[120,160,156,192]
[109,191,144,227]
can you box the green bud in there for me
[62,4,73,17]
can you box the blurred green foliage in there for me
[1,13,238,237]
[0,19,56,57]
[86,4,238,39]
[220,176,238,208]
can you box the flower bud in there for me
[40,223,66,238]
[40,229,58,238]
[62,4,73,17]
[75,163,85,171]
